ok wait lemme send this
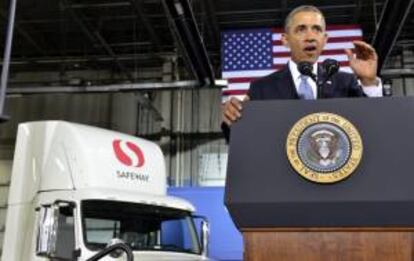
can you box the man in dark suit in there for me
[222,5,382,139]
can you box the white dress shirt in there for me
[288,60,383,98]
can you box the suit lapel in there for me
[281,65,299,99]
[317,64,334,98]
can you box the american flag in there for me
[221,25,363,101]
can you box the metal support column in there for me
[0,0,17,122]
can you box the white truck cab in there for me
[2,121,210,261]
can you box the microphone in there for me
[297,61,318,99]
[322,59,340,78]
[315,59,340,99]
[297,61,317,83]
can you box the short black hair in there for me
[284,5,326,32]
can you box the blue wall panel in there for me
[168,187,243,261]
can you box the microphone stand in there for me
[310,70,341,99]
[316,78,324,99]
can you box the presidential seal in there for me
[286,113,363,184]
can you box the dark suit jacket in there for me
[222,64,366,141]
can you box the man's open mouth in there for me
[304,46,317,52]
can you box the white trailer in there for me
[2,121,210,261]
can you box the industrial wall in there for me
[0,158,12,257]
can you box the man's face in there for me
[281,11,328,64]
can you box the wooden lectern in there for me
[225,97,414,261]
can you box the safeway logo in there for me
[112,139,145,168]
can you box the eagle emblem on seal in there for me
[308,129,342,167]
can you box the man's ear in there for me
[281,33,290,48]
[322,32,328,47]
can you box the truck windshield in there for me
[81,200,201,255]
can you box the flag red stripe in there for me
[228,77,259,84]
[272,28,284,33]
[272,64,286,70]
[325,36,363,43]
[335,61,350,67]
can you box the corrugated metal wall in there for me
[0,87,225,184]
[0,152,13,256]
[384,49,414,96]
[135,88,227,186]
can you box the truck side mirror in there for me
[193,215,210,257]
[36,202,76,260]
[36,204,59,256]
[200,219,210,257]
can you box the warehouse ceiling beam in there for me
[163,0,215,87]
[202,0,220,48]
[280,0,288,26]
[6,80,201,94]
[63,0,134,80]
[129,0,162,52]
[352,0,363,22]
[0,9,46,56]
[372,0,414,72]
[216,5,357,16]
[69,2,131,9]
[4,52,178,65]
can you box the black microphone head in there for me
[322,59,340,77]
[297,61,314,77]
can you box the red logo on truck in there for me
[112,139,145,168]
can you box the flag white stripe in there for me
[223,83,251,90]
[273,42,356,53]
[272,29,362,41]
[222,95,246,102]
[339,67,352,73]
[222,69,276,78]
[327,30,362,38]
